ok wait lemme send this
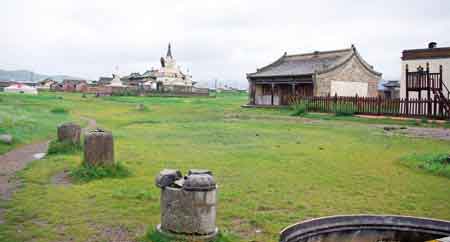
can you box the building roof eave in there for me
[247,73,314,79]
[317,45,382,77]
[250,52,288,75]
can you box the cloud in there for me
[1,0,450,86]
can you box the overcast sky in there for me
[1,0,450,86]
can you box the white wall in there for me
[400,58,450,98]
[330,81,368,96]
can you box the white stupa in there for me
[107,73,127,87]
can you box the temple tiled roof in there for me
[248,48,352,78]
[247,46,381,78]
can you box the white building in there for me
[153,43,195,91]
[120,44,195,92]
[400,43,450,98]
[4,83,38,95]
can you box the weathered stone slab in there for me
[57,123,81,145]
[156,169,218,240]
[160,187,217,235]
[83,129,114,166]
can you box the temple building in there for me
[247,45,382,106]
[154,43,195,91]
[118,43,195,92]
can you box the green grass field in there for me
[0,91,449,242]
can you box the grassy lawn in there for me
[0,91,449,242]
[0,93,71,154]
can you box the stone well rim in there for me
[279,214,450,242]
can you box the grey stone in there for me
[83,129,114,166]
[0,134,12,145]
[160,187,217,236]
[183,174,216,191]
[136,104,145,111]
[57,123,81,145]
[155,169,182,188]
[156,169,218,240]
[188,169,212,176]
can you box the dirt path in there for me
[379,125,450,141]
[0,141,49,224]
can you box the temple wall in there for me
[315,56,381,97]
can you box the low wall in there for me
[280,215,450,242]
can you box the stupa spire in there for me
[166,43,173,59]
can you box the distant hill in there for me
[0,69,85,83]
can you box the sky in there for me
[1,0,450,87]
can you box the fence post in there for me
[377,95,381,115]
[354,94,358,114]
[427,63,431,117]
[334,93,338,113]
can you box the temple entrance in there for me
[253,83,313,106]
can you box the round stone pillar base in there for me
[156,224,218,242]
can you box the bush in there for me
[50,107,69,114]
[70,162,131,182]
[402,153,450,178]
[420,117,429,124]
[419,154,450,178]
[333,102,356,116]
[291,102,308,116]
[47,140,81,155]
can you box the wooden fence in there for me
[290,95,450,120]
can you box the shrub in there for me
[291,101,308,116]
[402,153,450,178]
[419,154,450,178]
[50,107,69,114]
[420,117,429,124]
[333,102,357,116]
[47,140,81,155]
[70,162,131,182]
